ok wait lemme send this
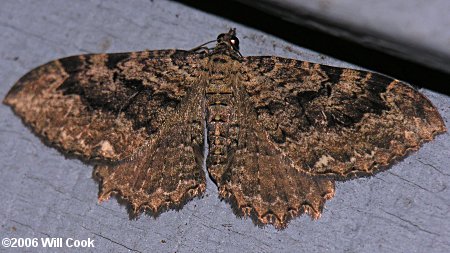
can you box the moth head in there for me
[216,28,240,51]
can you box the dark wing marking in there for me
[3,50,201,162]
[243,56,446,179]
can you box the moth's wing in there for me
[214,103,335,228]
[94,81,206,215]
[4,50,207,213]
[4,50,200,162]
[213,56,446,228]
[242,56,446,179]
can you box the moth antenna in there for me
[189,39,217,52]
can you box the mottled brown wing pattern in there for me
[209,55,445,229]
[4,50,199,162]
[4,49,207,213]
[215,92,335,228]
[94,81,206,215]
[243,56,446,179]
[3,29,447,229]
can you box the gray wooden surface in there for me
[0,1,449,252]
[235,0,450,74]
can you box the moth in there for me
[3,29,446,229]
